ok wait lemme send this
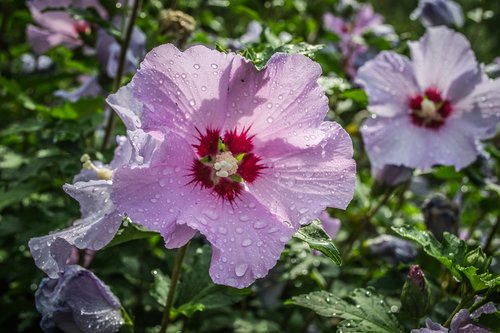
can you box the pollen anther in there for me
[214,152,238,178]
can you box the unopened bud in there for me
[401,265,430,319]
[422,194,458,242]
[159,9,196,47]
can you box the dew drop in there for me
[211,63,218,69]
[266,116,274,123]
[235,263,248,277]
[193,64,200,69]
[253,221,266,229]
[241,239,252,247]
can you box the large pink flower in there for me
[26,0,107,54]
[357,27,500,170]
[107,44,356,288]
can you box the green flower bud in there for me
[401,265,430,318]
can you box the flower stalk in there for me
[159,243,189,333]
[102,0,142,150]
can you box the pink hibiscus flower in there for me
[357,27,500,170]
[26,0,107,54]
[107,44,356,288]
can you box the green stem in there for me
[101,0,142,151]
[484,216,499,254]
[159,244,189,333]
[468,296,490,314]
[443,294,474,328]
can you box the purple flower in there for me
[54,75,102,102]
[107,44,356,288]
[357,27,500,171]
[29,136,135,278]
[96,17,146,79]
[367,235,417,264]
[411,302,497,333]
[35,265,123,333]
[26,0,107,54]
[318,211,341,239]
[323,4,395,77]
[373,164,413,187]
[411,0,464,28]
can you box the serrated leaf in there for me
[295,219,342,265]
[149,269,170,307]
[392,225,499,292]
[288,288,402,333]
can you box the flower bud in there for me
[159,9,196,47]
[422,194,459,242]
[401,265,430,319]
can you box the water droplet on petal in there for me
[235,263,248,277]
[241,239,252,247]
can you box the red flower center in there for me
[188,127,265,202]
[73,20,91,36]
[408,87,452,129]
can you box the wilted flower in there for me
[96,17,146,79]
[366,235,417,264]
[54,75,103,102]
[323,4,396,78]
[422,194,459,241]
[373,164,413,187]
[29,136,135,278]
[26,0,107,54]
[411,301,497,333]
[318,210,341,239]
[411,0,464,28]
[357,27,500,171]
[159,9,196,47]
[107,44,356,288]
[35,265,123,333]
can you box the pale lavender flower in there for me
[357,27,500,171]
[29,136,135,278]
[411,0,464,28]
[373,164,413,187]
[318,211,341,239]
[323,4,395,77]
[26,0,107,54]
[35,265,123,333]
[411,302,497,333]
[107,44,356,288]
[54,75,102,102]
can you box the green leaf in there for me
[105,220,159,249]
[392,225,500,292]
[149,269,170,307]
[340,89,368,105]
[288,288,402,333]
[295,219,342,265]
[473,311,500,332]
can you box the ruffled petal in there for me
[361,115,480,170]
[111,131,198,248]
[323,12,346,36]
[27,24,80,54]
[356,51,420,117]
[409,27,482,101]
[29,181,122,278]
[130,44,251,136]
[250,122,356,228]
[179,192,294,288]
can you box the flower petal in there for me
[236,52,328,147]
[250,122,356,228]
[130,44,251,136]
[27,24,80,54]
[179,192,294,288]
[29,181,122,278]
[361,115,480,170]
[111,131,198,248]
[409,27,482,101]
[356,51,420,117]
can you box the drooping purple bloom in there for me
[357,27,500,171]
[323,4,396,78]
[26,0,107,54]
[367,235,417,264]
[373,164,413,187]
[411,0,464,28]
[54,75,102,102]
[318,211,341,239]
[35,265,123,333]
[95,17,146,79]
[29,136,134,278]
[107,44,356,288]
[411,302,497,333]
